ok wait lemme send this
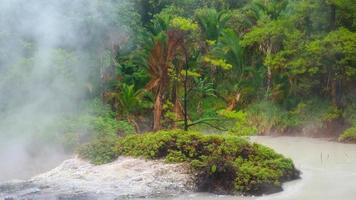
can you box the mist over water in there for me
[0,0,131,181]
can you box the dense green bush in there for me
[189,96,227,122]
[338,127,356,143]
[245,101,290,133]
[339,95,356,143]
[77,136,119,165]
[343,96,356,125]
[218,109,257,136]
[78,130,299,195]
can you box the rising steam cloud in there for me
[0,0,132,181]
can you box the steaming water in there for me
[1,136,356,199]
[0,148,69,182]
[0,0,132,182]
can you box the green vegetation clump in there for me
[77,136,119,165]
[245,101,288,134]
[218,109,257,136]
[79,130,299,195]
[244,99,344,135]
[340,99,356,143]
[338,127,356,143]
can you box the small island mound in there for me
[79,130,300,195]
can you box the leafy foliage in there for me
[195,8,231,41]
[218,109,257,136]
[338,127,356,143]
[11,0,355,163]
[78,136,119,165]
[113,130,299,194]
[98,0,356,136]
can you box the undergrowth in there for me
[339,98,356,142]
[245,98,342,135]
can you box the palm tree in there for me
[213,29,245,110]
[214,29,244,72]
[104,83,144,132]
[195,8,231,41]
[145,30,185,131]
[253,0,288,20]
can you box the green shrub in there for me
[114,130,299,195]
[338,127,356,143]
[218,109,257,136]
[339,95,356,143]
[77,136,119,165]
[245,101,289,133]
[343,97,356,126]
[321,106,342,123]
[189,96,227,120]
[287,99,328,127]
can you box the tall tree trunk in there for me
[171,63,185,127]
[329,4,336,31]
[305,15,312,38]
[267,66,272,93]
[183,53,189,131]
[153,91,163,131]
[266,43,273,96]
[331,78,337,106]
[331,78,343,108]
[146,30,185,131]
[329,3,341,108]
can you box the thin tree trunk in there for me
[267,66,272,93]
[266,44,273,96]
[153,92,163,131]
[329,4,336,31]
[183,56,189,131]
[331,78,337,105]
[227,92,241,111]
[329,4,340,108]
[331,78,343,108]
[127,116,140,133]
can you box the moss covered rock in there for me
[114,130,299,195]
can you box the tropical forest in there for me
[0,0,355,199]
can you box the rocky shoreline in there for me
[0,157,195,200]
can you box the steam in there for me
[0,0,132,181]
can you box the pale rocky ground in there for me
[0,157,195,200]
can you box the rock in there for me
[0,157,195,200]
